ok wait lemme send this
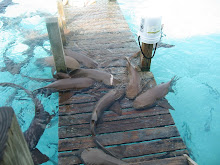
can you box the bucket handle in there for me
[138,36,158,59]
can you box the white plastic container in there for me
[138,16,162,44]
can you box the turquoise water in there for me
[118,0,220,164]
[0,0,58,164]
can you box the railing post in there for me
[57,0,67,45]
[140,43,153,71]
[57,0,67,30]
[0,107,34,165]
[46,17,67,73]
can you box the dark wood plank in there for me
[124,150,189,163]
[59,102,96,115]
[59,106,170,126]
[130,156,188,165]
[107,138,186,159]
[58,150,189,165]
[59,113,174,138]
[59,126,180,151]
[58,138,187,164]
[59,94,97,105]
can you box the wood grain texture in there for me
[0,107,14,161]
[0,107,34,165]
[46,17,67,73]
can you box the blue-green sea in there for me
[0,0,58,164]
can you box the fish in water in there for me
[37,56,80,71]
[125,57,141,99]
[70,69,120,86]
[0,83,52,164]
[34,77,95,93]
[53,72,71,79]
[80,148,128,165]
[90,88,125,157]
[30,148,49,165]
[64,48,98,69]
[133,76,176,110]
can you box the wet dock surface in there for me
[58,0,189,164]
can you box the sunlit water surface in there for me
[0,0,58,164]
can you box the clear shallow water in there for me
[118,0,220,164]
[0,0,58,164]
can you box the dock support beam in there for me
[46,17,67,73]
[140,43,153,71]
[0,107,34,165]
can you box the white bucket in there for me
[138,16,162,44]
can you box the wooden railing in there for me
[0,107,34,165]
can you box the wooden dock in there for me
[58,0,190,164]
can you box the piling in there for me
[46,17,67,73]
[140,43,153,71]
[57,0,67,30]
[57,0,67,45]
[0,107,34,165]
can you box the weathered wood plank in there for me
[59,106,170,126]
[58,138,186,164]
[59,113,174,138]
[59,149,188,165]
[69,47,139,57]
[46,17,67,73]
[184,154,198,165]
[107,138,186,158]
[124,150,189,163]
[67,41,137,51]
[0,107,34,165]
[59,102,96,115]
[60,94,97,105]
[67,31,134,41]
[129,156,188,165]
[59,126,180,151]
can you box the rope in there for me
[138,36,158,59]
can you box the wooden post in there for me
[57,0,67,30]
[140,43,153,71]
[46,17,67,73]
[0,107,34,165]
[57,0,67,45]
[58,17,67,46]
[63,0,68,5]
